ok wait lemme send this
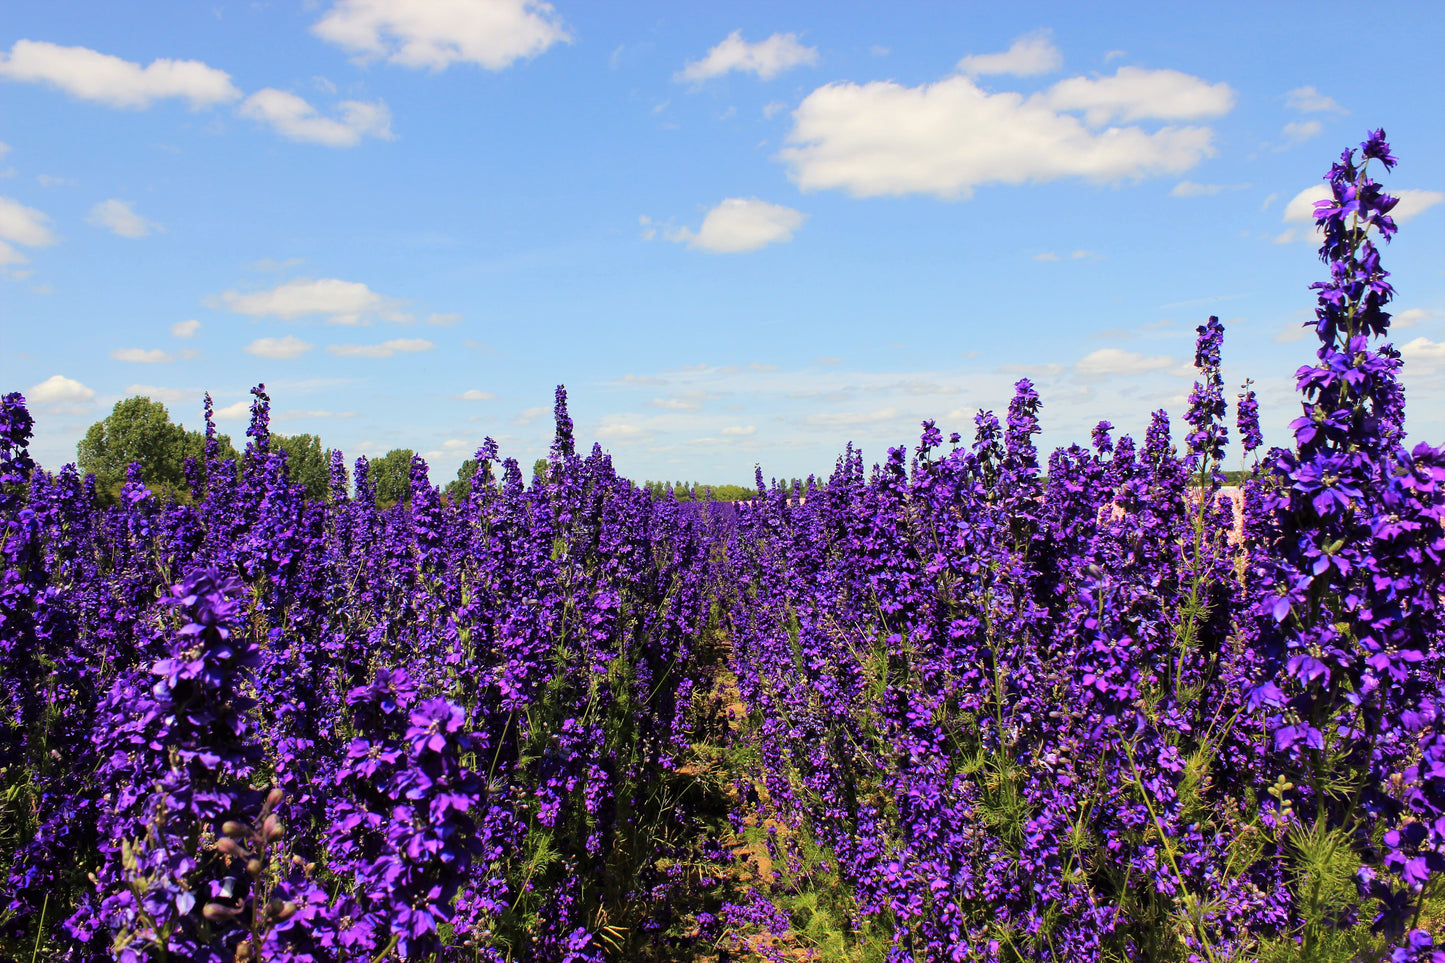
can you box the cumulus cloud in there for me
[1401,337,1445,364]
[1394,308,1430,328]
[171,319,201,338]
[217,277,406,325]
[0,40,242,109]
[666,197,806,253]
[1393,189,1445,221]
[1278,184,1443,244]
[245,335,314,360]
[312,0,570,71]
[28,373,95,405]
[1074,348,1172,378]
[780,66,1231,199]
[512,405,548,426]
[0,195,59,251]
[957,32,1062,77]
[1284,86,1346,114]
[88,199,159,238]
[458,389,495,400]
[327,338,434,358]
[677,30,818,83]
[213,400,251,419]
[239,90,394,148]
[111,347,173,363]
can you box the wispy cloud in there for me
[327,338,434,358]
[0,40,241,109]
[88,199,160,237]
[245,335,314,360]
[239,89,394,148]
[216,277,409,325]
[957,32,1062,77]
[677,31,817,83]
[111,347,172,363]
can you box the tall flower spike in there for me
[551,385,575,460]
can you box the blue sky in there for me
[3,0,1442,486]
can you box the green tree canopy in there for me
[370,448,416,508]
[77,396,239,504]
[273,432,330,501]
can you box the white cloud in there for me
[1171,180,1248,197]
[1034,251,1059,261]
[88,199,159,238]
[804,406,899,429]
[217,277,406,324]
[1035,249,1097,261]
[213,400,251,419]
[171,319,201,338]
[596,423,645,440]
[1284,86,1346,114]
[1393,189,1444,222]
[1394,308,1430,328]
[762,100,788,119]
[111,347,172,363]
[1074,348,1172,377]
[327,338,434,358]
[246,335,314,360]
[28,374,94,405]
[512,405,549,426]
[124,384,194,404]
[1279,185,1442,245]
[312,0,570,71]
[1042,66,1234,126]
[426,312,461,326]
[458,389,495,400]
[0,40,241,109]
[957,32,1062,77]
[1401,337,1445,367]
[667,197,806,253]
[0,241,27,267]
[36,174,75,188]
[1282,184,1331,224]
[1281,119,1322,145]
[238,90,394,148]
[0,195,59,248]
[721,425,756,436]
[677,30,818,83]
[781,67,1229,200]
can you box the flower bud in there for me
[217,837,247,858]
[264,787,284,812]
[247,858,262,877]
[262,814,284,842]
[235,939,254,963]
[221,821,249,838]
[204,902,240,921]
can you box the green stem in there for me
[29,893,48,963]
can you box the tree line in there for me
[75,397,754,508]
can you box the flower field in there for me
[2,133,1442,962]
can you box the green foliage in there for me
[272,432,330,501]
[369,448,415,508]
[641,480,754,502]
[76,396,238,505]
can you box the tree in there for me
[273,433,329,501]
[370,448,415,508]
[77,396,237,504]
